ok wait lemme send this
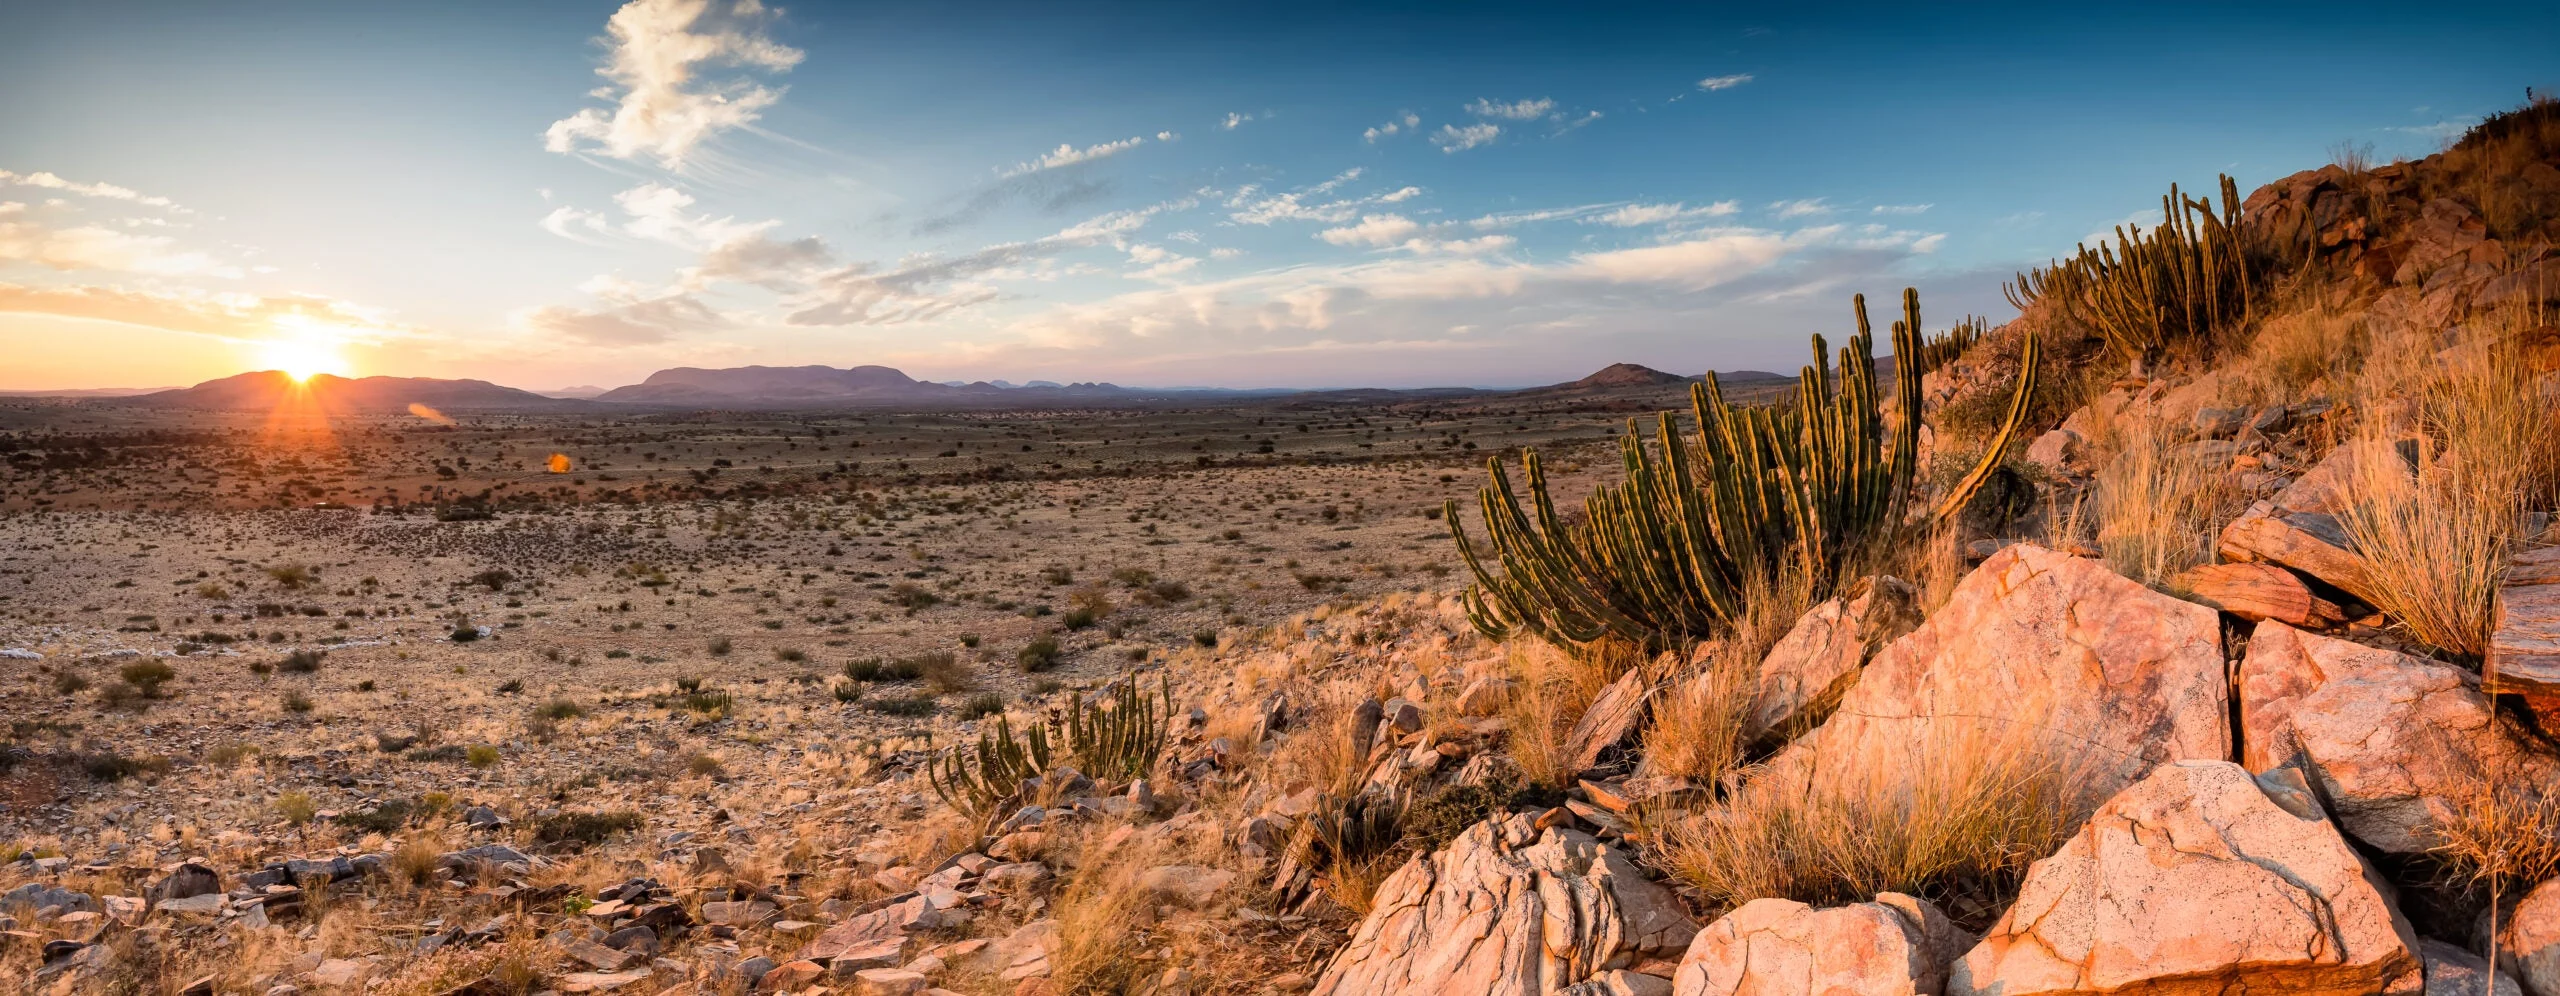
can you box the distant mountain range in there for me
[15,360,1803,412]
[116,371,580,411]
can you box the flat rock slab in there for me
[2217,444,2387,605]
[1672,893,1969,996]
[2240,620,2560,854]
[2490,544,2560,714]
[2177,561,2347,627]
[1949,761,2421,996]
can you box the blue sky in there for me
[0,0,2550,391]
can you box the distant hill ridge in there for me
[122,372,575,411]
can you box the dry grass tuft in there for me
[1648,703,2096,921]
[2339,332,2560,658]
[2431,781,2560,892]
[2094,416,2238,593]
[1637,646,1754,785]
[1500,639,1638,790]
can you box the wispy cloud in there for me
[1000,135,1149,177]
[1318,213,1421,248]
[1870,203,1932,215]
[1221,111,1256,130]
[1592,201,1739,227]
[1432,122,1501,153]
[1226,168,1415,225]
[0,282,410,346]
[542,0,805,167]
[0,208,238,277]
[0,169,185,211]
[1770,197,1831,219]
[1364,111,1421,142]
[1697,73,1755,91]
[1465,97,1555,121]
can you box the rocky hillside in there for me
[8,101,2560,996]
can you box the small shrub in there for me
[674,675,704,693]
[274,790,317,827]
[959,633,981,648]
[1018,635,1064,672]
[450,627,481,643]
[52,672,89,695]
[279,649,324,674]
[1192,630,1219,648]
[831,680,863,703]
[83,752,169,782]
[470,569,513,591]
[869,694,939,717]
[406,744,469,763]
[206,741,258,766]
[686,752,724,777]
[466,745,501,769]
[707,636,732,656]
[535,698,584,720]
[957,692,1005,720]
[495,678,524,694]
[335,799,415,835]
[357,678,375,692]
[886,583,942,611]
[1061,607,1098,630]
[266,563,313,589]
[774,647,807,663]
[119,659,176,697]
[916,652,977,694]
[531,810,642,849]
[281,690,313,713]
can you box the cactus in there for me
[924,713,1053,816]
[1063,674,1172,781]
[923,674,1171,816]
[1916,315,1986,375]
[2006,175,2257,370]
[1448,288,2039,650]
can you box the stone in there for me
[1564,668,1656,776]
[153,893,223,916]
[1312,813,1698,996]
[567,937,640,972]
[147,863,222,905]
[2239,620,2560,853]
[798,906,912,968]
[2193,406,2248,438]
[1562,969,1676,996]
[1948,760,2421,996]
[1765,544,2228,802]
[2218,444,2391,605]
[2490,544,2560,720]
[2175,561,2348,627]
[971,919,1059,980]
[555,969,652,993]
[1745,576,1921,741]
[853,968,930,995]
[3,884,99,915]
[2024,428,2086,476]
[982,862,1051,894]
[988,831,1045,862]
[1134,865,1237,907]
[759,959,826,991]
[2504,877,2560,996]
[461,805,508,829]
[2421,938,2522,996]
[1672,893,1969,996]
[701,900,779,926]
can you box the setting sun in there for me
[257,335,347,383]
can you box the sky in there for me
[0,1,2551,392]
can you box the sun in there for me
[257,335,348,383]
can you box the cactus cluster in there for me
[1062,674,1172,781]
[923,674,1172,816]
[1447,289,2040,650]
[1916,315,1986,375]
[2006,175,2258,370]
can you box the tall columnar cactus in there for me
[924,713,1053,816]
[2006,175,2257,370]
[1063,674,1171,781]
[1447,288,2040,650]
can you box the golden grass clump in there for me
[2338,326,2560,658]
[1637,646,1754,785]
[2094,416,2239,593]
[2431,782,2560,892]
[1499,639,1639,790]
[1648,703,2096,921]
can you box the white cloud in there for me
[613,182,775,248]
[1697,74,1755,91]
[1156,130,1179,142]
[0,216,238,278]
[1225,169,1403,226]
[539,205,616,243]
[1319,214,1422,248]
[1770,198,1831,219]
[1208,247,1245,260]
[1377,186,1421,203]
[1221,112,1255,130]
[1364,111,1421,142]
[0,169,184,211]
[1871,203,1932,215]
[1592,201,1739,227]
[1432,123,1501,153]
[516,292,726,346]
[1557,110,1603,132]
[1001,135,1147,177]
[1398,234,1515,256]
[542,0,805,167]
[1465,98,1555,120]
